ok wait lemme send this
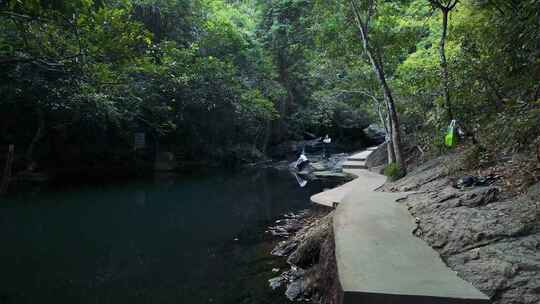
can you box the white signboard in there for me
[134,132,146,149]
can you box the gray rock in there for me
[458,187,499,207]
[268,218,306,237]
[364,124,386,142]
[287,217,331,268]
[282,267,307,301]
[527,182,540,201]
[269,276,286,290]
[271,240,299,257]
[369,165,385,174]
[285,280,304,301]
[284,218,305,231]
[313,171,351,179]
[381,154,455,192]
[365,144,388,169]
[268,227,290,237]
[394,153,540,304]
[310,162,327,171]
[283,266,306,280]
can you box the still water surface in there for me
[0,168,332,304]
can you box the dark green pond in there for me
[0,168,333,304]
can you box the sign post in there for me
[1,144,15,195]
[134,132,146,150]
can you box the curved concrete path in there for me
[311,148,490,304]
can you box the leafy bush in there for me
[461,145,484,170]
[442,145,485,176]
[384,163,404,181]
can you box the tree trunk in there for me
[261,119,271,153]
[350,0,405,174]
[275,51,294,142]
[386,112,396,164]
[439,8,453,121]
[375,99,386,133]
[375,97,395,164]
[379,71,404,171]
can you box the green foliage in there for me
[384,163,404,181]
[488,101,540,150]
[394,0,540,154]
[2,0,540,173]
[0,0,281,168]
[461,144,489,170]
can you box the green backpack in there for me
[445,120,457,147]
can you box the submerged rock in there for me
[280,267,307,301]
[313,171,351,179]
[285,279,304,301]
[271,240,298,257]
[268,217,305,238]
[269,211,310,251]
[311,162,327,171]
[269,276,286,290]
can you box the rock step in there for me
[347,157,367,161]
[342,161,367,169]
[347,149,374,162]
[313,171,351,179]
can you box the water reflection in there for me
[0,168,333,304]
[292,172,308,188]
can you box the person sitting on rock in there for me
[295,150,309,172]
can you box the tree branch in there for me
[448,0,459,10]
[428,0,459,11]
[0,53,82,67]
[0,11,52,23]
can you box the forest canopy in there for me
[1,0,539,175]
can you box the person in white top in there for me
[295,151,309,171]
[322,135,331,158]
[323,134,331,144]
[295,149,309,171]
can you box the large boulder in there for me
[365,144,388,169]
[363,124,386,143]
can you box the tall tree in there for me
[429,0,459,122]
[258,0,313,142]
[349,0,404,173]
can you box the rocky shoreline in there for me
[263,152,354,303]
[266,207,340,303]
[266,146,539,304]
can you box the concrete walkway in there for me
[311,148,490,304]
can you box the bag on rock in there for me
[445,120,457,147]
